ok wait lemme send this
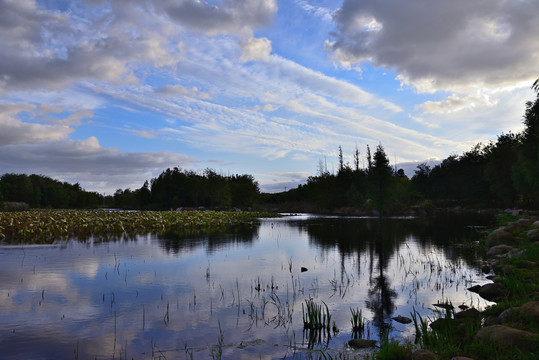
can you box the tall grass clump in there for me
[350,307,364,337]
[302,298,331,331]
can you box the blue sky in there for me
[1,0,538,194]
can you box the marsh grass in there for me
[302,298,331,331]
[350,307,364,338]
[370,330,412,360]
[0,210,280,243]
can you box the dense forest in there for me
[1,82,537,212]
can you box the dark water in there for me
[0,212,496,359]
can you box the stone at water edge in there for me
[486,228,515,247]
[486,244,513,257]
[519,301,539,322]
[527,228,539,242]
[455,307,481,319]
[477,282,509,302]
[475,325,537,351]
[348,339,377,348]
[411,348,438,360]
[392,315,412,324]
[467,285,481,293]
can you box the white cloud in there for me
[0,102,73,145]
[328,0,539,92]
[240,37,272,62]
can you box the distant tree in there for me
[354,145,360,171]
[366,145,373,173]
[513,89,539,206]
[483,133,520,206]
[338,146,344,173]
[369,144,393,215]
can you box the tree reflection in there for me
[157,223,260,255]
[366,220,397,336]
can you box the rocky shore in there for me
[406,210,539,360]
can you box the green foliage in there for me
[372,332,412,360]
[0,173,102,209]
[112,167,259,210]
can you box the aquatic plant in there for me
[350,307,364,337]
[302,298,331,331]
[0,210,280,243]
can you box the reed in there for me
[302,298,331,331]
[350,307,364,336]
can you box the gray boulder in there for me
[475,325,537,351]
[486,244,513,257]
[519,301,539,322]
[348,339,376,348]
[477,283,509,302]
[486,228,515,247]
[392,315,412,324]
[412,349,438,360]
[526,228,539,242]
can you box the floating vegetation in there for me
[0,210,280,243]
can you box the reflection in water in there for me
[0,213,495,359]
[158,222,261,255]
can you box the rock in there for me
[533,220,539,228]
[300,267,308,272]
[486,228,515,247]
[506,219,532,233]
[348,339,377,348]
[481,264,491,274]
[505,208,522,216]
[477,283,509,302]
[519,301,539,322]
[500,265,515,275]
[486,244,513,257]
[392,315,412,324]
[527,228,539,242]
[433,302,454,310]
[455,308,481,319]
[475,325,537,351]
[450,357,474,360]
[429,318,449,331]
[412,349,438,360]
[515,260,537,269]
[467,285,481,293]
[498,307,520,322]
[483,315,501,326]
[458,304,469,310]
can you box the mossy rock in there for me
[475,325,539,352]
[486,228,516,247]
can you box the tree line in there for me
[0,174,102,210]
[112,168,259,210]
[0,168,260,211]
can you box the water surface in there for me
[0,213,495,359]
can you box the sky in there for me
[1,0,538,195]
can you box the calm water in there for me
[0,213,496,359]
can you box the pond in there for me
[0,212,496,359]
